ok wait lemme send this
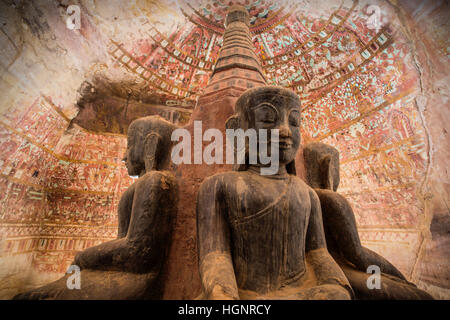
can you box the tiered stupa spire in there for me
[162,5,268,299]
[202,5,267,95]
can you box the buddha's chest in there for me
[224,177,311,228]
[224,176,311,292]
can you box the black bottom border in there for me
[1,300,446,319]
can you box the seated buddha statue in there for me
[196,86,353,300]
[303,142,433,300]
[14,116,178,299]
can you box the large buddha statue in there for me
[303,142,433,300]
[196,86,353,300]
[15,116,178,299]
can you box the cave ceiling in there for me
[74,0,403,134]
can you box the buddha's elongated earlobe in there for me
[332,155,340,192]
[144,133,161,172]
[286,160,296,175]
[225,115,248,171]
[225,115,240,130]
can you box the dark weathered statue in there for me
[14,116,178,299]
[303,142,433,299]
[196,86,353,300]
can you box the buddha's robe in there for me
[198,171,352,300]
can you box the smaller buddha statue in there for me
[303,142,433,300]
[197,86,353,300]
[14,116,178,299]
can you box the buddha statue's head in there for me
[303,142,340,191]
[226,86,301,174]
[123,116,176,176]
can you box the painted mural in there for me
[0,0,448,299]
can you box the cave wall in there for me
[394,0,450,299]
[0,0,147,298]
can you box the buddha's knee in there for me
[296,284,351,300]
[74,238,128,269]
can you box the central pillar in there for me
[161,5,267,299]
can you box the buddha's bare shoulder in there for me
[201,170,250,183]
[290,174,311,188]
[314,188,352,210]
[134,170,177,191]
[200,171,313,194]
[199,171,244,193]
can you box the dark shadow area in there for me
[71,76,193,134]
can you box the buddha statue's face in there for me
[319,155,340,191]
[246,92,301,166]
[123,126,144,176]
[304,142,340,191]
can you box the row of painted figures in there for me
[14,86,432,300]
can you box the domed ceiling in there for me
[0,0,448,299]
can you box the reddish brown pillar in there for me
[160,5,267,299]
